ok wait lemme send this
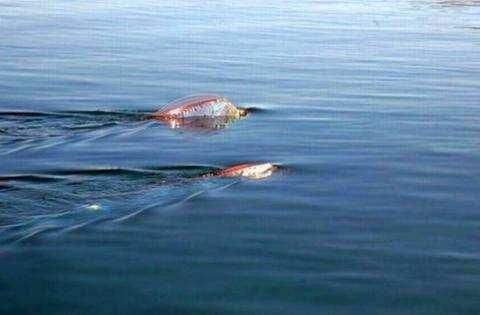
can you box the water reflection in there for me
[155,115,244,132]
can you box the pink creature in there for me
[215,163,278,179]
[150,95,248,130]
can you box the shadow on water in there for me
[0,165,239,245]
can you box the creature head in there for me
[237,107,249,117]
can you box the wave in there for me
[0,109,148,118]
[0,174,68,183]
[0,168,239,244]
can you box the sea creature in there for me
[215,162,278,180]
[151,95,248,121]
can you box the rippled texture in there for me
[1,0,479,314]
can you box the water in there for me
[1,0,479,313]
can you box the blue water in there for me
[1,1,479,314]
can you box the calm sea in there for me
[1,1,479,314]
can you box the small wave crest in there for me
[0,164,234,244]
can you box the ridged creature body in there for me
[217,163,278,179]
[152,95,247,120]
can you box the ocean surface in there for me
[1,0,479,314]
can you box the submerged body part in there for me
[163,116,240,131]
[216,163,278,180]
[152,95,248,121]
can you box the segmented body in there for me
[153,95,241,119]
[217,163,277,179]
[218,163,255,177]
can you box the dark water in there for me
[1,1,479,314]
